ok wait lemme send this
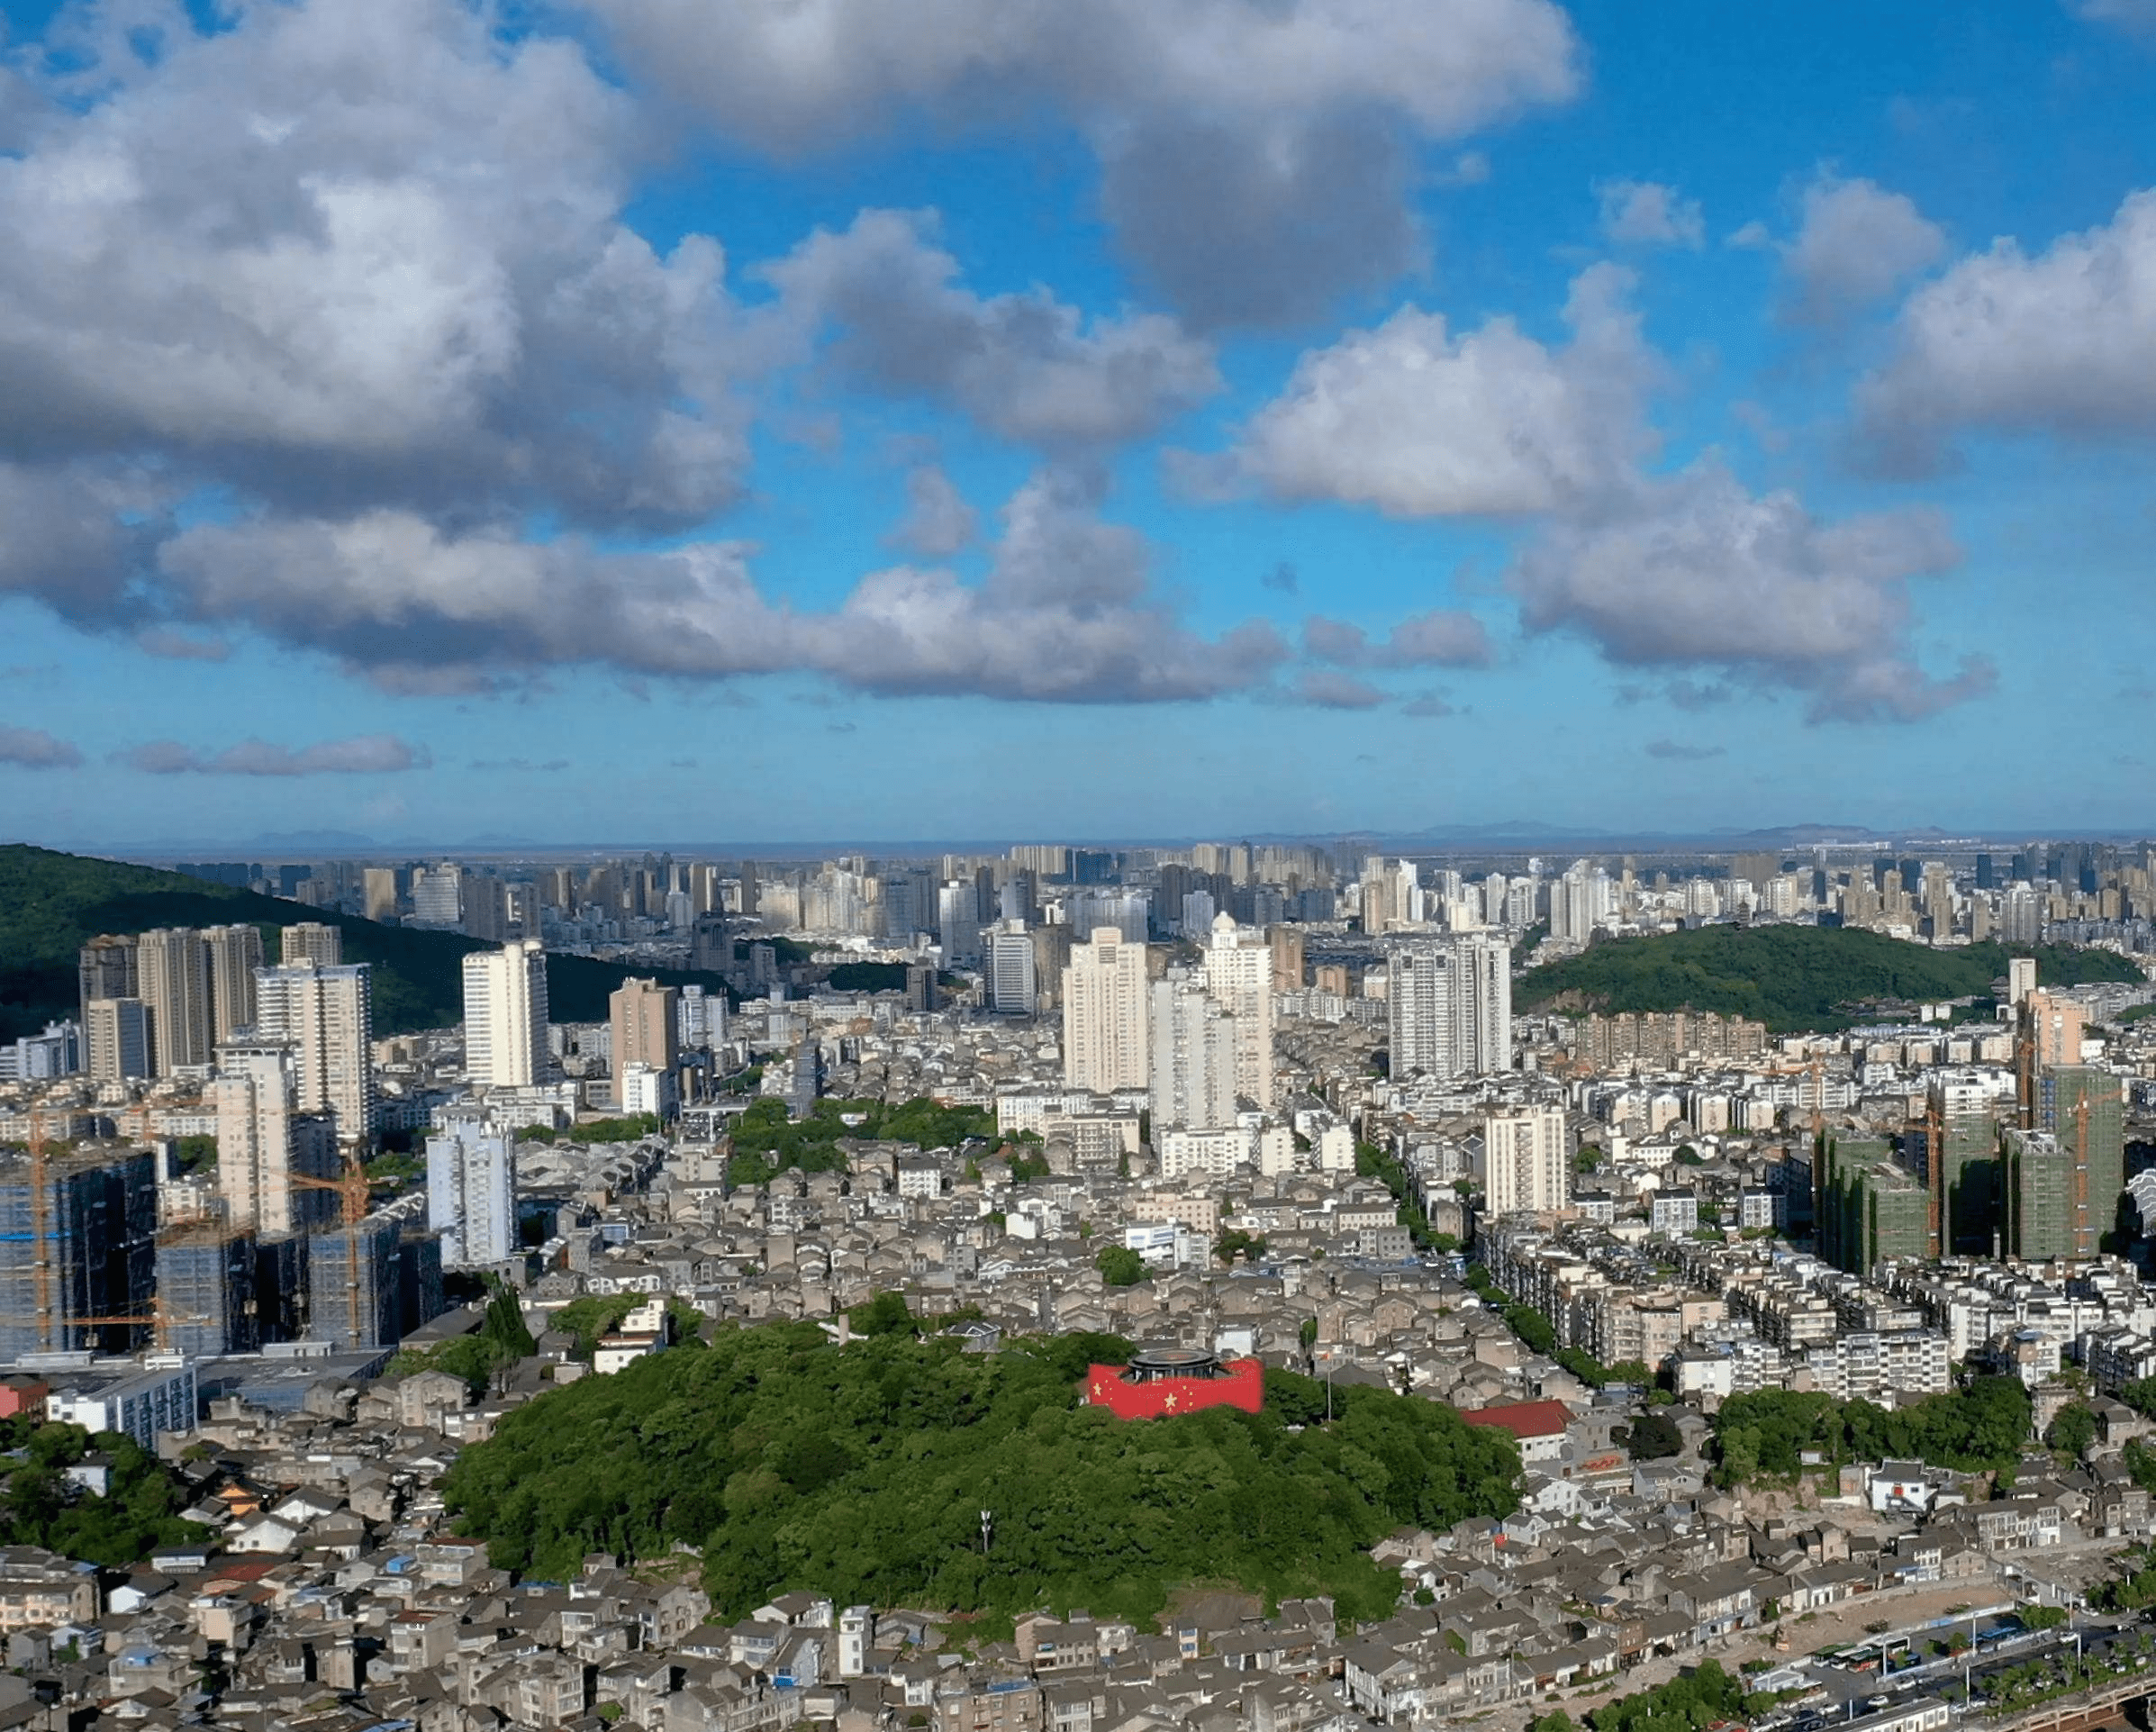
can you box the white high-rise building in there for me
[1388,933,1512,1080]
[412,861,464,927]
[216,1040,340,1234]
[1480,1105,1570,1215]
[1504,876,1540,929]
[1549,860,1613,945]
[1149,974,1238,1132]
[427,1117,517,1267]
[253,960,376,1146]
[986,922,1037,1014]
[464,941,550,1088]
[1063,928,1149,1093]
[1202,914,1274,1111]
[678,984,726,1050]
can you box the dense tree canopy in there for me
[0,1420,200,1564]
[1517,923,2137,1033]
[1095,1246,1148,1286]
[726,1096,997,1187]
[1711,1378,2029,1484]
[442,1322,1521,1625]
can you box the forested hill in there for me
[440,1319,1522,1626]
[1517,922,2141,1033]
[0,844,731,1040]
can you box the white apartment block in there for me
[1479,1105,1570,1215]
[1062,929,1148,1093]
[464,941,551,1088]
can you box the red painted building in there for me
[1084,1347,1264,1420]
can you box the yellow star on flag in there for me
[1163,1392,1179,1410]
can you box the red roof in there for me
[1458,1399,1572,1439]
[202,1560,281,1584]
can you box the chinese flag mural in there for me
[1084,1357,1264,1420]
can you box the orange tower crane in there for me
[288,1153,376,1344]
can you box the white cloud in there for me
[582,0,1580,143]
[119,734,429,775]
[1508,457,1989,722]
[1226,263,1653,515]
[0,725,82,768]
[1781,170,1946,323]
[1597,178,1704,249]
[762,210,1218,446]
[579,0,1582,325]
[0,0,765,530]
[149,470,1291,704]
[1856,187,2156,466]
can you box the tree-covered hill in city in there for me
[441,1318,1521,1626]
[0,844,732,1040]
[1517,923,2140,1033]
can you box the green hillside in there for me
[0,845,732,1040]
[1517,922,2142,1033]
[442,1318,1519,1625]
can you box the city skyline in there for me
[0,2,2152,847]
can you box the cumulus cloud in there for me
[582,0,1582,326]
[148,469,1291,704]
[763,210,1219,445]
[1597,179,1704,249]
[1303,610,1494,667]
[1225,264,1654,515]
[1781,171,1947,323]
[1213,247,1984,724]
[0,725,82,768]
[1292,669,1389,709]
[889,465,978,558]
[0,0,765,530]
[1855,188,2156,467]
[1644,739,1725,760]
[1402,691,1456,717]
[120,734,430,775]
[1508,457,1990,723]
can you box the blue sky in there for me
[1,0,2153,849]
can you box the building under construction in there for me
[306,1215,401,1349]
[2003,1128,2079,1261]
[2036,1066,2127,1253]
[1816,1134,1930,1276]
[1918,1077,2003,1256]
[0,1144,157,1357]
[153,1227,260,1358]
[254,1235,309,1342]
